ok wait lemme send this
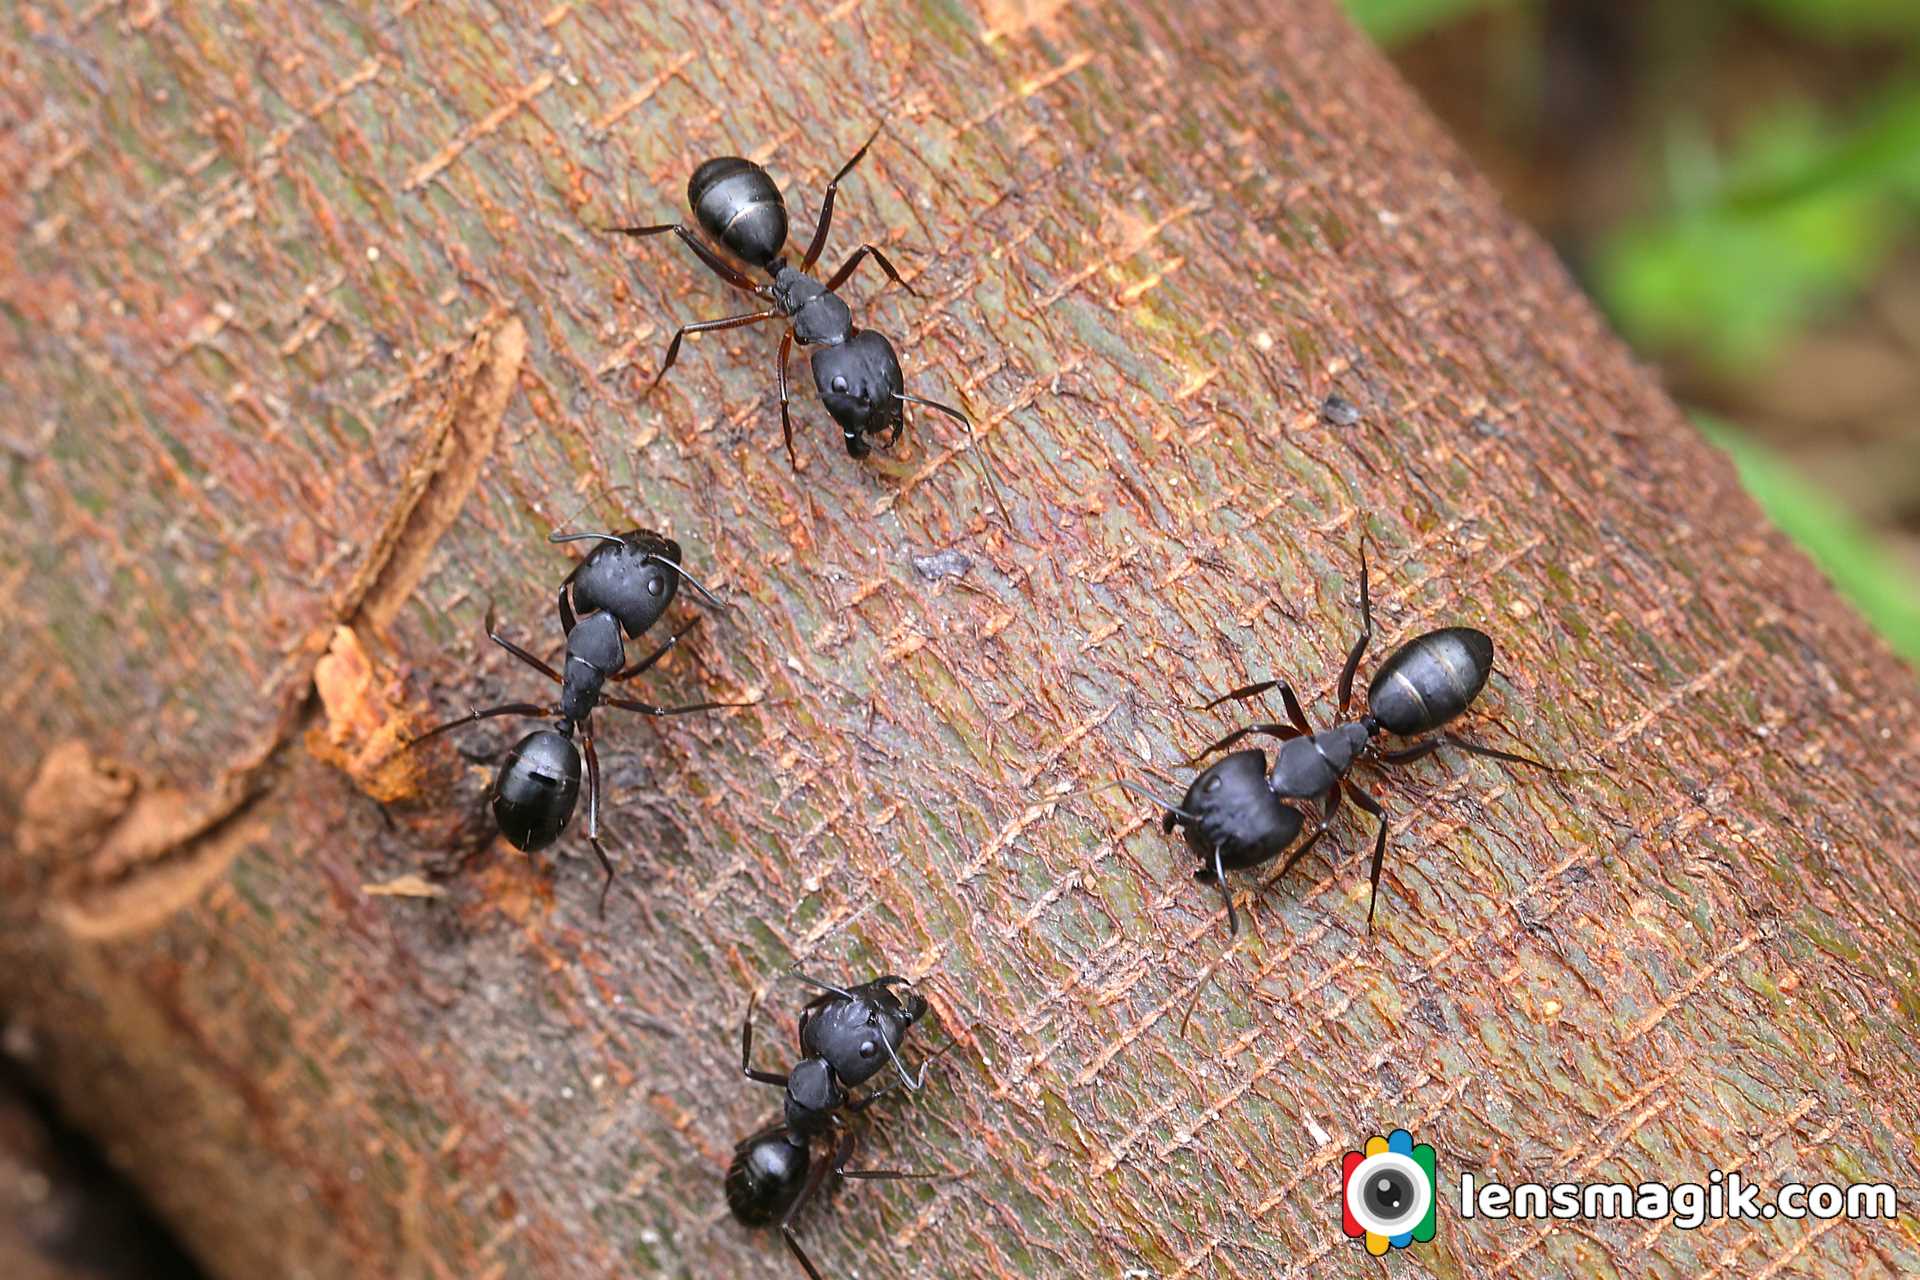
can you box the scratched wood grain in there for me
[3,1,1919,1278]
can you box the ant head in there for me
[810,330,905,455]
[563,529,691,638]
[1176,749,1306,875]
[797,975,927,1088]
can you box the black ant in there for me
[728,972,947,1280]
[1120,547,1550,936]
[405,529,741,912]
[606,126,1005,514]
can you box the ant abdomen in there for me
[490,729,580,853]
[725,1129,810,1226]
[1365,626,1494,737]
[688,157,787,269]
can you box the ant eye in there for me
[831,375,848,393]
[647,578,663,597]
[1205,775,1222,793]
[859,1039,877,1058]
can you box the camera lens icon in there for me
[1347,1151,1431,1235]
[1340,1129,1437,1254]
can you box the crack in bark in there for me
[22,316,525,937]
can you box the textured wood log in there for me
[4,1,1920,1278]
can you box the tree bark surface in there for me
[4,1,1919,1278]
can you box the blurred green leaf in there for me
[1598,190,1891,367]
[1699,416,1920,666]
[1342,0,1514,46]
[1596,95,1916,370]
[1726,84,1920,211]
[1734,0,1920,42]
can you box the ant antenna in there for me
[879,1020,930,1091]
[548,530,628,549]
[647,556,731,612]
[1047,777,1201,824]
[1109,779,1199,824]
[897,392,1011,527]
[789,969,859,1002]
[548,529,734,613]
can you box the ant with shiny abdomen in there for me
[727,971,950,1280]
[405,529,744,913]
[607,126,1007,518]
[1117,548,1552,936]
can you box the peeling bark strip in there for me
[334,315,527,631]
[9,316,521,937]
[3,3,1920,1280]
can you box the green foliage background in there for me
[1346,0,1920,664]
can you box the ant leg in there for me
[824,244,919,297]
[775,1130,847,1279]
[838,1166,940,1181]
[582,730,615,916]
[834,1129,942,1182]
[1377,738,1441,766]
[1379,733,1550,770]
[1441,732,1551,770]
[1322,781,1345,824]
[1276,783,1343,876]
[1183,722,1301,767]
[614,616,703,679]
[739,993,789,1089]
[1277,825,1327,878]
[647,309,780,391]
[604,222,763,294]
[405,702,549,748]
[1193,679,1313,734]
[486,607,562,683]
[777,330,798,469]
[603,693,751,717]
[778,1231,826,1280]
[1336,545,1374,716]
[799,122,883,272]
[846,1076,910,1114]
[1344,783,1391,927]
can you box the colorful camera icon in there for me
[1341,1128,1437,1254]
